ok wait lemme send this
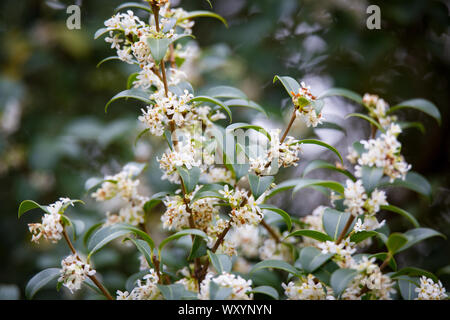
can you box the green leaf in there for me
[315,121,347,134]
[360,165,384,193]
[83,222,103,247]
[115,2,152,13]
[350,231,379,243]
[176,166,201,194]
[299,247,334,273]
[207,250,232,274]
[248,174,274,199]
[293,179,344,195]
[224,99,268,117]
[188,236,207,261]
[206,86,247,99]
[292,139,343,164]
[209,281,232,300]
[157,284,198,300]
[322,208,353,241]
[392,267,438,283]
[273,75,300,97]
[143,191,170,212]
[94,27,111,40]
[158,229,208,251]
[377,171,432,200]
[285,229,332,242]
[397,276,419,300]
[303,160,355,181]
[134,128,150,146]
[387,98,441,125]
[181,10,228,27]
[226,122,271,140]
[124,238,154,267]
[249,286,279,300]
[25,268,61,299]
[88,224,155,259]
[259,204,292,231]
[126,269,153,292]
[386,233,409,254]
[189,95,232,122]
[313,260,339,285]
[345,113,385,132]
[96,56,124,68]
[105,88,154,113]
[265,179,298,199]
[18,200,50,218]
[398,121,425,134]
[330,268,358,297]
[380,205,419,228]
[399,228,446,252]
[169,81,194,96]
[250,260,301,277]
[318,88,363,105]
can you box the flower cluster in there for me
[58,254,96,293]
[342,179,388,219]
[91,163,149,226]
[249,129,302,175]
[198,272,253,300]
[292,82,323,127]
[350,124,411,182]
[415,276,447,300]
[283,274,334,300]
[117,269,161,300]
[28,198,74,243]
[363,93,397,128]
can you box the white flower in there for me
[415,276,447,300]
[58,254,96,293]
[258,238,292,262]
[198,272,253,300]
[27,197,73,243]
[117,269,161,300]
[230,195,263,227]
[283,274,332,300]
[343,179,367,217]
[365,189,388,215]
[229,224,260,258]
[161,195,190,230]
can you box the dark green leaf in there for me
[259,204,292,231]
[361,165,384,193]
[105,88,154,113]
[299,247,334,273]
[285,229,332,242]
[249,286,279,300]
[207,250,232,274]
[273,75,300,97]
[387,233,409,254]
[250,260,301,277]
[380,205,419,228]
[181,10,228,27]
[318,88,363,104]
[330,268,357,297]
[177,166,201,194]
[248,174,274,199]
[322,208,353,241]
[387,99,441,125]
[25,268,60,299]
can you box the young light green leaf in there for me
[386,233,409,254]
[248,174,274,199]
[25,268,61,299]
[387,98,441,125]
[330,268,358,297]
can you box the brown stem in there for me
[370,124,377,139]
[379,254,391,271]
[336,215,355,245]
[62,229,114,300]
[261,219,280,243]
[280,110,296,143]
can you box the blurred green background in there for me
[0,0,449,299]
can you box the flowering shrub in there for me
[18,0,447,300]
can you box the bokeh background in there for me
[0,0,449,299]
